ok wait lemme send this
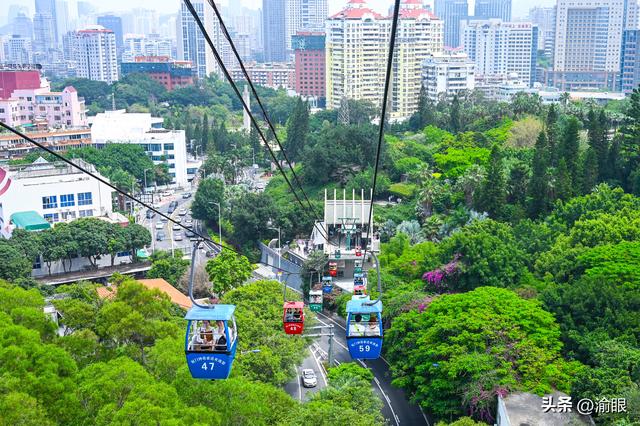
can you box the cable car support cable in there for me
[181,0,330,244]
[206,0,323,223]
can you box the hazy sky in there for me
[6,0,555,20]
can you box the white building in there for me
[462,20,538,87]
[0,157,114,238]
[122,34,173,62]
[2,35,33,63]
[91,110,189,187]
[551,0,633,90]
[326,0,443,120]
[422,52,475,100]
[67,26,119,83]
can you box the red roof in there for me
[62,86,76,93]
[284,301,304,309]
[330,7,383,19]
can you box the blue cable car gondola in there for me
[184,305,238,379]
[322,275,333,293]
[184,239,238,380]
[346,297,383,359]
[345,251,384,360]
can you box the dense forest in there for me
[2,74,639,424]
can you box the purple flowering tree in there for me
[422,254,461,292]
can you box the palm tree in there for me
[416,179,438,218]
[396,220,424,245]
[455,165,485,208]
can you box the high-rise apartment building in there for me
[434,0,468,48]
[474,0,511,22]
[263,0,287,61]
[3,36,33,64]
[293,32,326,105]
[391,0,444,119]
[528,7,555,56]
[177,0,225,79]
[621,29,640,93]
[326,0,443,120]
[97,15,124,57]
[462,20,538,87]
[551,0,633,90]
[422,52,476,100]
[33,0,58,56]
[263,0,328,61]
[67,27,119,83]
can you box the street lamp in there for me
[143,168,151,195]
[268,223,281,282]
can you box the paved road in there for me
[283,344,329,401]
[138,190,196,256]
[313,311,431,426]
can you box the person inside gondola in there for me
[189,320,214,351]
[213,320,228,352]
[366,314,380,337]
[350,314,365,336]
[292,308,302,322]
[285,308,295,322]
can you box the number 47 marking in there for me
[201,362,215,370]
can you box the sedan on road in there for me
[301,369,317,388]
[172,223,181,231]
[174,233,183,241]
[182,192,192,199]
[155,222,164,230]
[179,208,188,216]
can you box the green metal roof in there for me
[11,211,51,231]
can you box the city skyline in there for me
[4,0,554,22]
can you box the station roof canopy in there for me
[10,211,51,231]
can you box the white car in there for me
[179,208,188,216]
[301,369,317,388]
[174,233,183,241]
[172,223,181,231]
[155,222,164,230]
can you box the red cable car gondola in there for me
[328,261,338,277]
[283,301,304,334]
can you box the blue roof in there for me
[346,298,382,314]
[185,304,236,320]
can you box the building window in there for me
[44,213,59,223]
[79,209,93,217]
[42,195,58,209]
[78,192,92,206]
[163,143,174,150]
[33,255,42,269]
[61,211,76,220]
[116,250,131,257]
[60,193,75,207]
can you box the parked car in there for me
[185,218,194,226]
[179,208,188,216]
[168,205,176,214]
[174,217,182,223]
[185,229,195,238]
[174,233,183,241]
[301,369,317,388]
[155,222,164,230]
[172,223,181,231]
[146,209,155,219]
[156,231,165,241]
[182,192,192,199]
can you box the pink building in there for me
[0,76,87,129]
